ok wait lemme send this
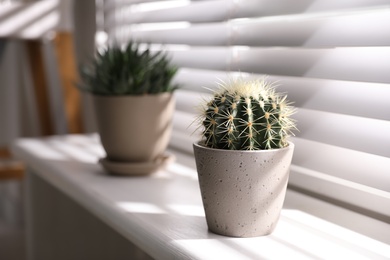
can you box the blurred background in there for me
[0,1,95,259]
[1,0,389,259]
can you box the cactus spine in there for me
[200,78,296,150]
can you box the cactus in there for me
[200,78,296,150]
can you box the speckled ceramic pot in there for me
[193,142,294,237]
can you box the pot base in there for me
[99,154,175,176]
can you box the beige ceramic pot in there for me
[93,93,175,163]
[193,142,294,237]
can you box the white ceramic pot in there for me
[193,142,294,237]
[93,93,175,163]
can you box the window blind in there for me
[101,0,390,220]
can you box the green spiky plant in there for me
[199,78,296,150]
[78,41,179,95]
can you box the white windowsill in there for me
[12,134,390,260]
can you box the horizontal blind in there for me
[102,0,390,219]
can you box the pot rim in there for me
[193,141,294,154]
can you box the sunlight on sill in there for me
[173,239,259,260]
[167,162,198,180]
[47,139,103,164]
[279,210,390,259]
[173,209,390,260]
[167,204,204,217]
[21,140,70,161]
[116,201,204,217]
[18,138,104,163]
[117,202,167,214]
[65,134,103,150]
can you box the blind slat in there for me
[123,8,390,47]
[106,0,390,24]
[289,165,390,219]
[173,69,390,120]
[106,0,233,25]
[291,137,390,192]
[128,23,228,46]
[172,110,198,152]
[274,77,390,121]
[231,47,390,83]
[172,68,230,93]
[167,47,390,84]
[294,109,390,157]
[233,8,390,47]
[174,90,206,114]
[169,47,230,71]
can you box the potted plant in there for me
[193,78,297,237]
[78,41,179,175]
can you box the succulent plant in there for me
[78,41,179,95]
[199,78,296,150]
